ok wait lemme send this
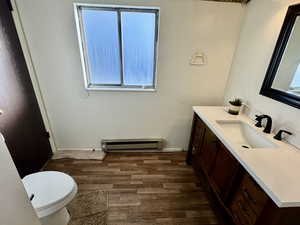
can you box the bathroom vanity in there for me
[187,106,300,225]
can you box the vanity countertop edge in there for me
[193,106,300,208]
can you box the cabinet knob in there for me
[238,201,248,214]
[243,189,257,204]
[192,146,196,154]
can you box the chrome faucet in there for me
[255,115,272,134]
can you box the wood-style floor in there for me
[45,152,221,225]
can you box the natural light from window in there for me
[74,4,159,91]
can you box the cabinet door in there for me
[200,128,219,175]
[229,174,269,225]
[192,115,206,155]
[238,174,268,215]
[209,143,240,201]
[191,121,206,171]
[187,113,205,165]
[230,193,257,225]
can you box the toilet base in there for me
[40,207,70,225]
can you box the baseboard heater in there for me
[101,138,164,152]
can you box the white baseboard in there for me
[57,148,103,151]
[57,147,185,152]
[53,148,106,160]
[162,147,184,152]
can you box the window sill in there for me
[85,87,157,92]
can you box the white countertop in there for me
[193,106,300,208]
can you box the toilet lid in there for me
[22,171,76,211]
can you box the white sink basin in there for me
[216,120,278,149]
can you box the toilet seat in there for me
[22,171,77,218]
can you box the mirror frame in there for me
[260,3,300,109]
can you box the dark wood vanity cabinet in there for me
[187,114,240,201]
[187,113,300,225]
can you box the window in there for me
[74,4,159,91]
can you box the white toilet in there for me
[22,171,78,225]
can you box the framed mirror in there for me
[260,4,300,109]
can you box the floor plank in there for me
[44,152,222,225]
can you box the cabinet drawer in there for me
[240,174,268,215]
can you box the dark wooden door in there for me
[187,114,204,165]
[200,128,219,175]
[209,143,240,201]
[0,0,52,177]
[191,116,206,172]
[229,174,269,225]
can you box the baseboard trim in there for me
[57,147,184,152]
[57,148,103,151]
[53,149,106,160]
[162,148,184,152]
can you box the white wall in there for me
[0,134,40,225]
[15,0,244,151]
[224,0,300,147]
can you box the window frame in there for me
[74,3,160,92]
